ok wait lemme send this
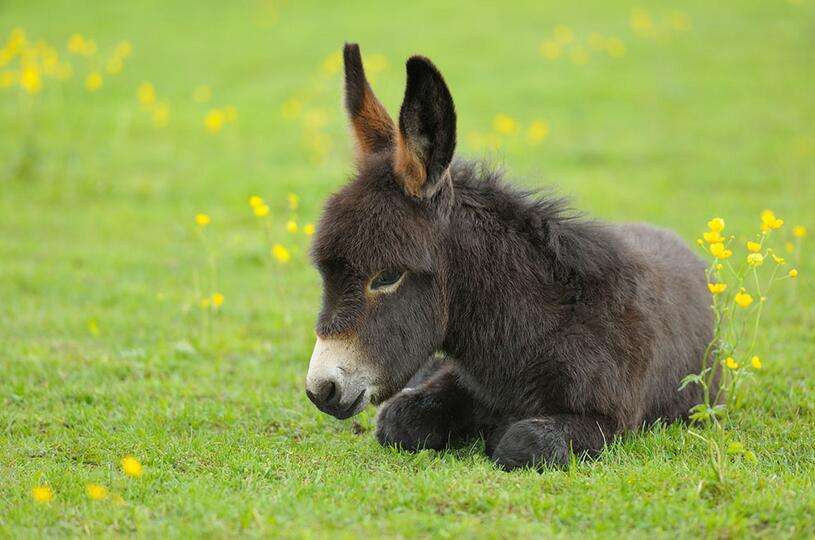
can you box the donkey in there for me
[304,43,713,470]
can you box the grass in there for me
[1,0,814,536]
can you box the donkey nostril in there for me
[323,380,337,405]
[307,378,341,409]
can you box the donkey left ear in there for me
[395,56,457,199]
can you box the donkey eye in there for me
[369,270,405,292]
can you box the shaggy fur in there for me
[307,43,714,470]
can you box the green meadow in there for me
[1,0,814,537]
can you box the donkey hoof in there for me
[492,418,569,471]
[375,392,447,452]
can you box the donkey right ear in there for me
[343,43,396,158]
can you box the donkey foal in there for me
[304,43,714,470]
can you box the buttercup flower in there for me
[303,223,315,236]
[211,293,224,308]
[85,72,102,91]
[253,204,270,217]
[707,217,725,232]
[249,195,264,208]
[192,84,212,103]
[751,356,762,369]
[746,241,761,253]
[527,120,549,144]
[86,483,108,500]
[725,357,739,370]
[760,210,784,231]
[707,283,727,295]
[493,114,519,136]
[734,290,753,308]
[288,193,299,210]
[121,456,142,477]
[286,220,298,234]
[137,82,156,107]
[788,268,798,278]
[195,213,211,227]
[746,253,764,267]
[770,252,785,264]
[709,242,732,259]
[792,225,807,238]
[32,486,53,503]
[204,109,225,133]
[272,244,291,263]
[703,230,724,243]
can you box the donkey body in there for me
[305,44,713,470]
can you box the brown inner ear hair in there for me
[394,130,427,198]
[343,43,395,157]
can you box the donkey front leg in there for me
[490,414,618,470]
[376,363,489,452]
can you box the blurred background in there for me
[1,0,813,536]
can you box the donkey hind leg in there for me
[376,363,488,452]
[491,414,618,470]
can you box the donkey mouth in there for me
[330,389,368,420]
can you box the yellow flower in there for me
[199,297,210,309]
[286,220,298,234]
[81,39,97,56]
[20,67,42,95]
[363,53,388,74]
[725,357,739,370]
[670,11,692,31]
[253,204,269,217]
[751,356,762,369]
[249,195,264,208]
[86,483,108,500]
[121,456,142,477]
[304,223,315,236]
[785,241,795,253]
[224,105,237,123]
[152,102,169,128]
[272,244,291,263]
[553,25,574,44]
[788,268,798,278]
[67,33,85,54]
[137,82,156,107]
[703,230,724,243]
[746,241,761,253]
[540,40,561,60]
[734,290,753,308]
[707,283,727,295]
[605,37,626,58]
[760,210,784,231]
[192,84,211,103]
[204,109,225,133]
[114,41,132,59]
[770,252,785,265]
[792,225,807,238]
[707,217,725,232]
[287,193,299,210]
[715,263,724,270]
[321,51,342,76]
[105,57,123,75]
[630,8,654,34]
[746,253,764,267]
[85,72,103,92]
[195,213,211,227]
[0,70,16,89]
[709,242,732,259]
[570,48,589,66]
[211,292,224,308]
[493,114,519,136]
[32,486,53,503]
[88,319,100,336]
[527,120,549,145]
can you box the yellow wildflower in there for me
[204,109,225,133]
[195,213,211,227]
[709,242,732,259]
[152,102,169,128]
[137,82,156,107]
[605,37,626,58]
[770,252,785,264]
[199,297,210,309]
[253,204,270,217]
[32,486,53,503]
[746,241,761,253]
[86,483,108,500]
[788,268,798,278]
[760,210,784,231]
[272,244,291,263]
[493,114,519,136]
[105,57,123,75]
[751,356,762,370]
[734,290,753,308]
[527,120,549,145]
[85,72,102,91]
[287,193,299,210]
[121,456,142,478]
[211,293,224,308]
[746,253,764,267]
[707,217,725,232]
[321,51,342,76]
[67,33,85,54]
[553,25,574,44]
[703,230,724,243]
[88,319,100,336]
[114,41,132,59]
[670,11,692,31]
[570,48,589,65]
[224,105,237,123]
[81,39,97,56]
[715,263,724,270]
[363,54,388,74]
[630,8,654,34]
[540,41,561,60]
[304,223,315,236]
[0,70,16,89]
[286,220,298,234]
[192,84,212,103]
[725,357,739,370]
[792,225,807,238]
[20,67,42,94]
[785,241,795,253]
[707,283,727,295]
[249,195,264,208]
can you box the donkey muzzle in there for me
[305,337,372,419]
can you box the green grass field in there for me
[2,0,814,537]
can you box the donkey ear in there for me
[343,43,395,157]
[395,55,457,199]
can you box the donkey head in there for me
[305,43,457,419]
